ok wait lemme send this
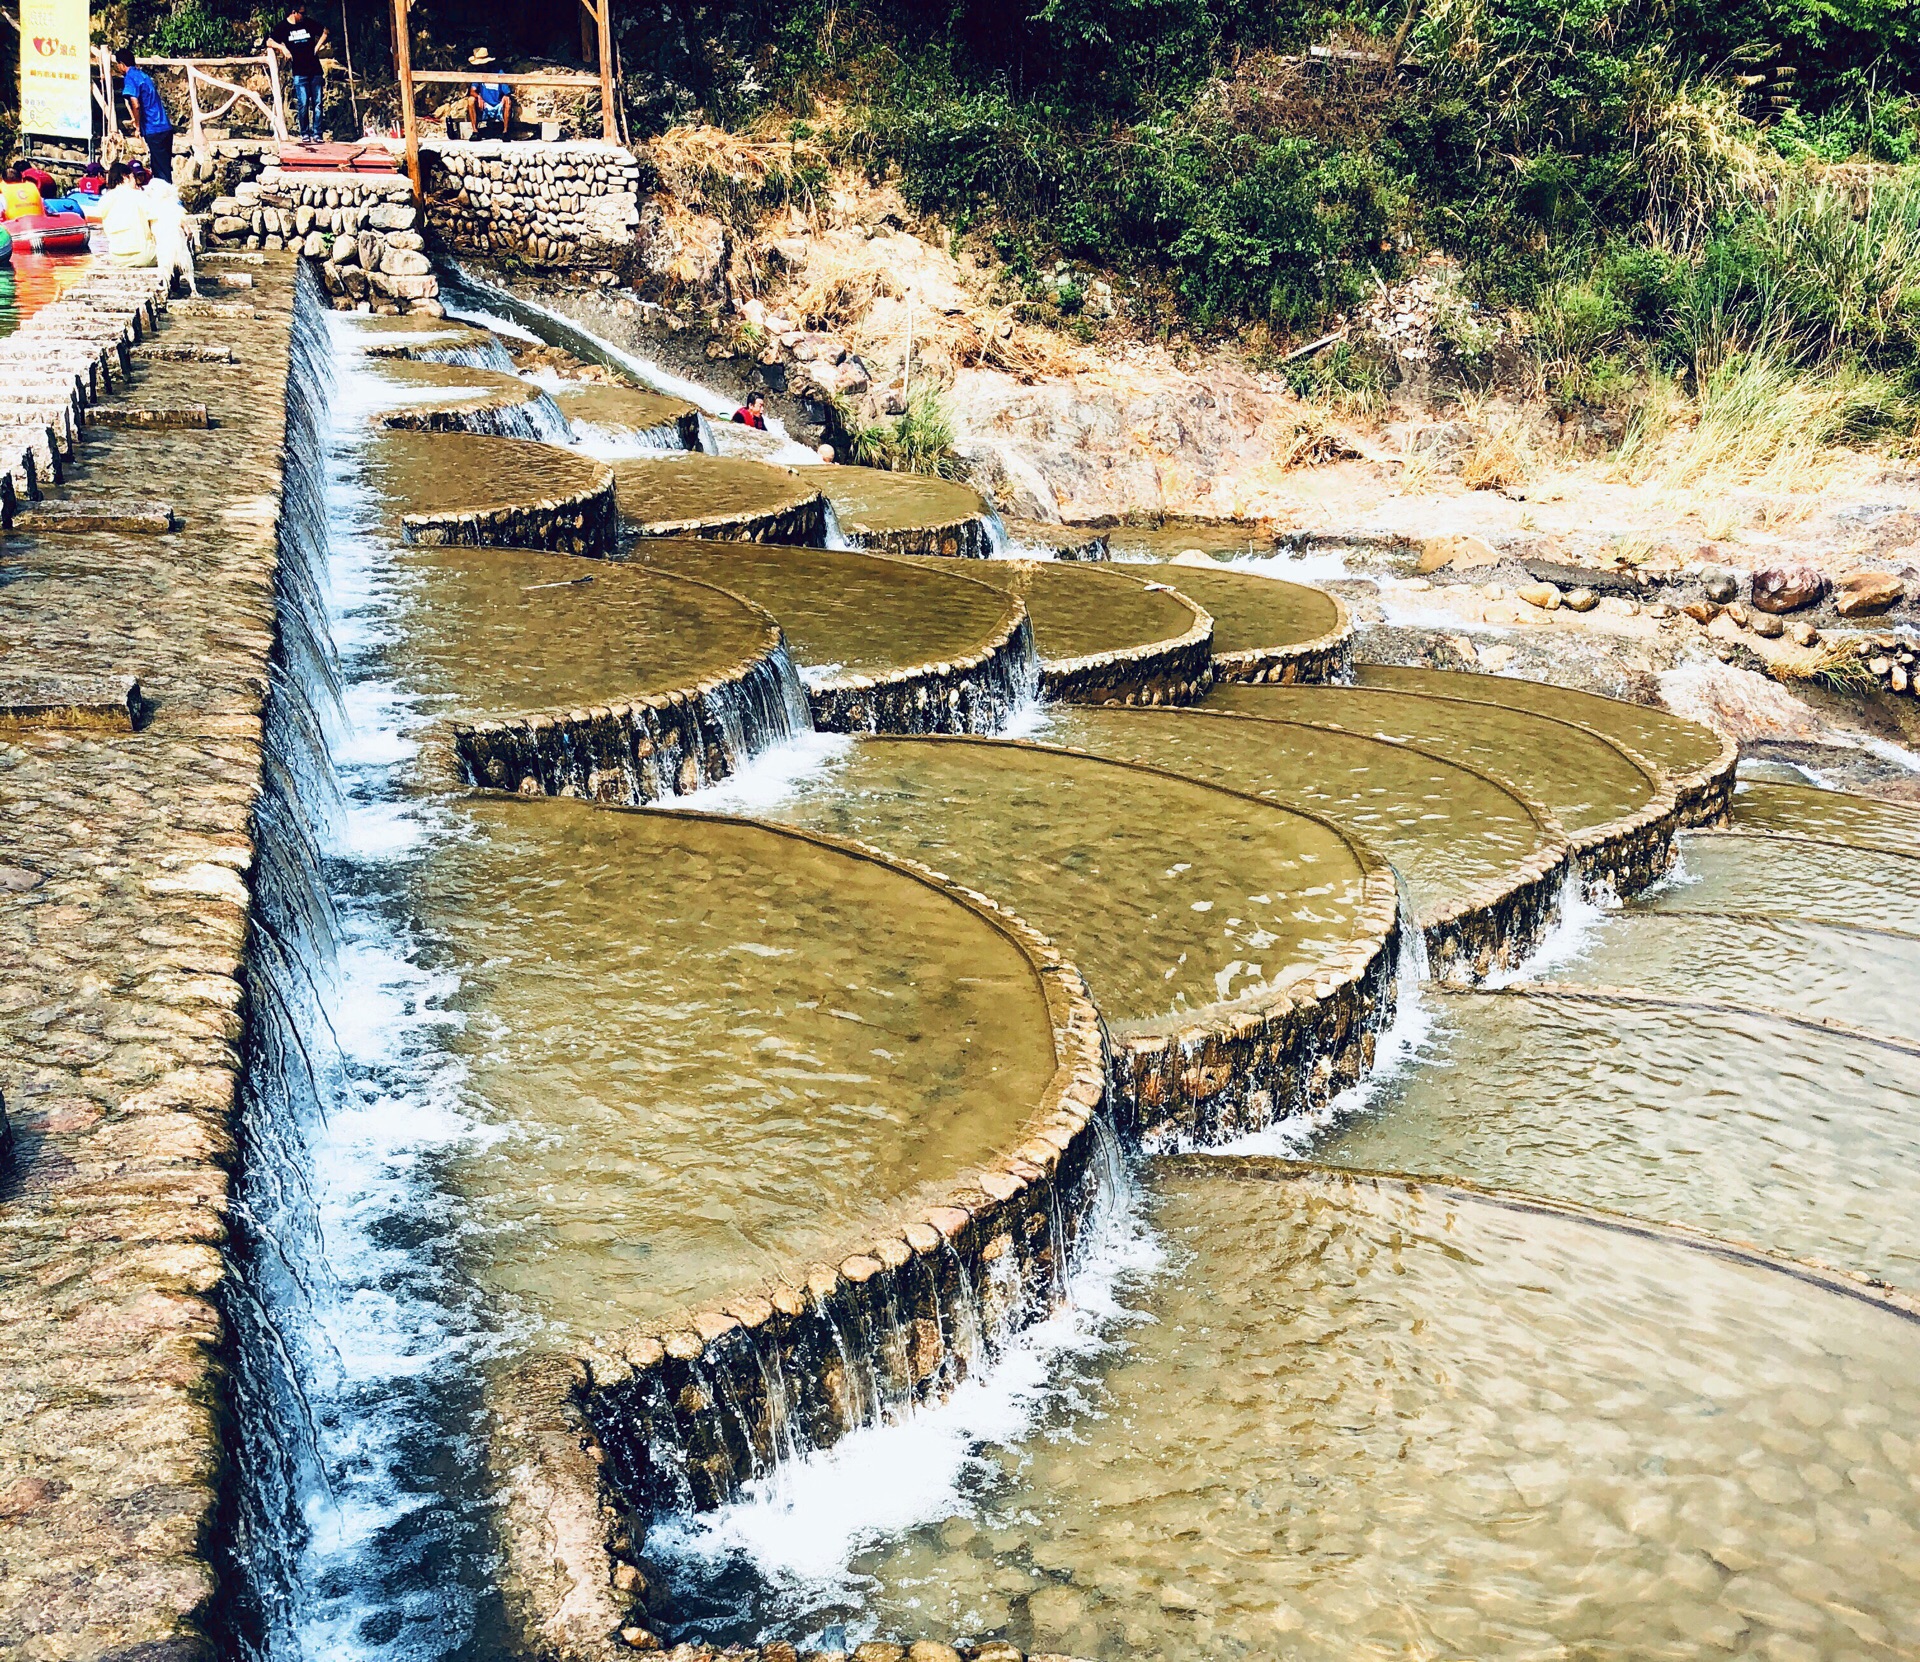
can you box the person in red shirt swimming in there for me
[731,392,768,430]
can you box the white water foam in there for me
[1481,868,1612,988]
[673,731,854,816]
[650,1158,1160,1621]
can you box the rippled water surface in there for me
[423,798,1060,1336]
[636,540,1017,677]
[1356,664,1727,780]
[1150,564,1341,655]
[1209,681,1659,838]
[1323,991,1920,1288]
[371,430,606,516]
[613,454,821,528]
[925,559,1201,661]
[391,544,778,721]
[1730,781,1920,854]
[1645,833,1920,930]
[697,1166,1920,1660]
[822,468,988,532]
[768,738,1376,1028]
[552,381,700,435]
[1048,705,1554,919]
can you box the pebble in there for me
[1749,612,1785,639]
[1562,586,1596,612]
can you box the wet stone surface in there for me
[0,258,302,1658]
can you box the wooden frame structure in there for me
[388,0,618,199]
[96,49,290,165]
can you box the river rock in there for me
[1749,611,1785,638]
[1750,565,1830,613]
[1682,601,1720,624]
[1563,586,1596,612]
[1416,532,1498,573]
[1789,620,1819,646]
[1517,581,1561,610]
[1835,571,1905,616]
[1702,567,1740,604]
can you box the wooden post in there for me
[390,0,422,198]
[590,0,617,142]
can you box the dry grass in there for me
[1461,426,1528,490]
[1636,85,1773,254]
[1279,408,1365,470]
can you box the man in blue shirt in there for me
[114,48,175,183]
[466,49,513,139]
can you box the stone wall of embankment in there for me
[0,257,311,1657]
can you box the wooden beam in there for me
[390,0,422,198]
[594,0,617,142]
[404,70,606,87]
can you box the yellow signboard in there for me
[19,0,93,141]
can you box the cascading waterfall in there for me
[413,338,520,375]
[222,270,507,1662]
[820,498,857,551]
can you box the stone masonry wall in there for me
[204,167,442,314]
[422,139,643,266]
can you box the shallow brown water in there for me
[1149,564,1341,656]
[1046,705,1555,921]
[613,454,822,530]
[766,738,1376,1030]
[370,431,607,517]
[427,798,1060,1338]
[820,469,988,534]
[1729,781,1920,855]
[828,1166,1920,1661]
[1207,681,1659,837]
[1647,833,1920,932]
[390,545,775,721]
[909,560,1199,662]
[362,358,544,418]
[553,382,701,435]
[1324,991,1920,1289]
[1552,910,1920,1044]
[336,312,503,357]
[1356,664,1725,780]
[633,540,1017,679]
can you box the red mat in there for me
[276,142,400,173]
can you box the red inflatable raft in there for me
[3,204,91,255]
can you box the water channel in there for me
[224,277,1920,1662]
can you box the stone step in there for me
[90,404,212,430]
[11,498,176,534]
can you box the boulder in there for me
[1701,567,1740,604]
[1835,570,1905,617]
[1749,565,1829,613]
[368,201,417,230]
[1517,581,1562,610]
[1416,533,1498,574]
[1562,586,1597,613]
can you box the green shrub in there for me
[843,384,963,478]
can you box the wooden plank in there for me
[391,0,423,199]
[594,0,617,142]
[405,70,607,87]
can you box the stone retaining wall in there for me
[1042,594,1215,707]
[0,257,301,1658]
[854,514,997,560]
[808,611,1042,736]
[1212,592,1356,686]
[204,168,441,315]
[400,465,618,555]
[422,139,644,266]
[453,630,808,803]
[627,493,828,546]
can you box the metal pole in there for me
[390,0,421,198]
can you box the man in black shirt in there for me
[268,8,331,143]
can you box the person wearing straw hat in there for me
[467,50,514,139]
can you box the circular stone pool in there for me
[821,469,994,556]
[1356,664,1728,782]
[1729,780,1920,855]
[335,311,512,363]
[427,797,1064,1338]
[919,560,1204,666]
[390,544,781,724]
[360,358,554,429]
[659,1163,1920,1661]
[1156,562,1344,657]
[1207,681,1663,841]
[766,737,1383,1033]
[613,454,827,541]
[552,382,703,445]
[370,431,610,523]
[1045,704,1561,927]
[633,540,1022,685]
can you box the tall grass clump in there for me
[843,384,964,477]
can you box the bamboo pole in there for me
[390,0,421,198]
